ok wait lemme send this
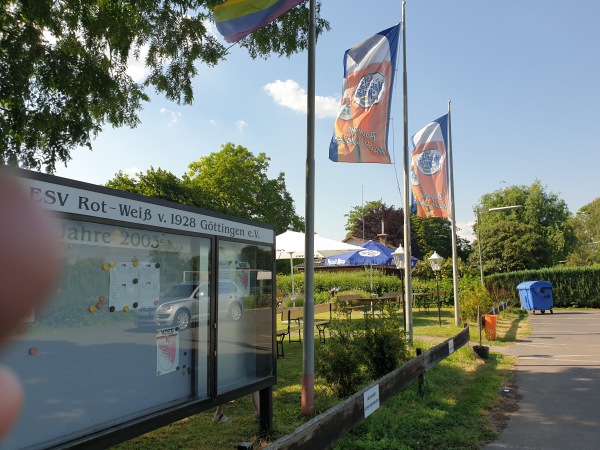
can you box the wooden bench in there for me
[358,292,405,318]
[275,303,333,358]
[287,307,304,344]
[414,292,436,314]
[276,308,287,352]
[379,291,403,301]
[275,306,306,358]
[314,302,332,343]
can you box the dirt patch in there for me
[488,382,522,434]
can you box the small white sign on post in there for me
[364,385,380,418]
[448,339,455,354]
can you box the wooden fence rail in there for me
[265,325,471,449]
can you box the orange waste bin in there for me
[484,314,497,340]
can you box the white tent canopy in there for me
[275,230,364,303]
[276,230,363,260]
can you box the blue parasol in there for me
[325,240,417,268]
[325,240,418,292]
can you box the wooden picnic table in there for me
[356,292,436,316]
[412,292,435,313]
[336,292,404,320]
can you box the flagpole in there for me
[301,0,316,417]
[401,0,413,343]
[447,99,461,325]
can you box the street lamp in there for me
[392,245,406,330]
[476,204,523,285]
[428,251,444,326]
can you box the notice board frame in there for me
[1,169,277,449]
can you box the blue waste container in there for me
[516,281,553,314]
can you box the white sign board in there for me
[26,179,274,244]
[364,385,380,418]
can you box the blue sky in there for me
[55,0,600,243]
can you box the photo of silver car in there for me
[134,280,244,330]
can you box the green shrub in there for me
[277,270,403,298]
[359,312,410,379]
[460,285,493,322]
[315,321,367,398]
[316,308,410,398]
[282,297,303,307]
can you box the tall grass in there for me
[332,346,513,450]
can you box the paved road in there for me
[485,310,600,450]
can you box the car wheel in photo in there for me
[228,303,243,321]
[174,309,191,330]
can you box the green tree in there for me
[411,216,471,261]
[566,198,600,265]
[472,180,576,274]
[186,143,303,233]
[105,167,195,205]
[1,1,330,172]
[344,200,422,258]
[483,221,550,272]
[104,144,303,233]
[344,201,471,262]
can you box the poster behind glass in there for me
[0,218,210,449]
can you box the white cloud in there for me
[235,120,248,132]
[127,45,151,83]
[209,119,217,126]
[125,167,141,178]
[203,19,220,39]
[160,108,182,126]
[456,221,476,243]
[263,79,339,119]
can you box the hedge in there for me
[486,266,600,308]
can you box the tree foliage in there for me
[106,167,194,205]
[345,200,402,243]
[344,200,472,262]
[483,221,550,272]
[472,180,576,274]
[186,142,303,231]
[0,0,329,172]
[411,216,471,261]
[344,200,422,258]
[566,197,600,265]
[105,143,303,234]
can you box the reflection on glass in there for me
[217,241,274,394]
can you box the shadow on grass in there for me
[495,309,529,343]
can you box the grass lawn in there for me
[412,304,530,346]
[113,306,528,449]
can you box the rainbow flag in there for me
[214,0,305,43]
